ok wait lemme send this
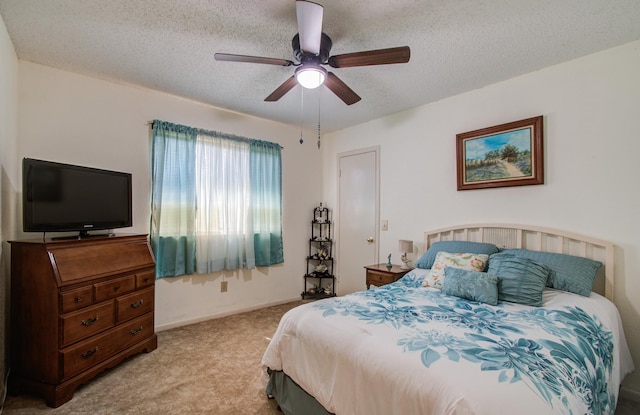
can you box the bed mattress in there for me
[262,270,634,415]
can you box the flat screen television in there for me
[23,158,132,237]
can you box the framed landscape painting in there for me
[456,116,544,190]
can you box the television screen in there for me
[23,158,132,236]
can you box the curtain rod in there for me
[147,121,284,149]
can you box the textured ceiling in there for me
[2,0,640,133]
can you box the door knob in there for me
[367,237,374,243]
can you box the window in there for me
[150,120,283,278]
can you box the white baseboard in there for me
[620,386,640,402]
[155,296,302,332]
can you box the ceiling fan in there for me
[214,0,411,105]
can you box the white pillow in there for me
[422,251,489,289]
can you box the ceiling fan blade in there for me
[324,72,361,105]
[214,53,294,67]
[296,0,323,55]
[265,76,298,102]
[327,46,410,68]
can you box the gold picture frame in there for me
[456,116,544,190]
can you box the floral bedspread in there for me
[262,269,633,415]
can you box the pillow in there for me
[500,249,602,297]
[441,268,498,305]
[488,253,550,307]
[422,251,489,289]
[415,241,499,269]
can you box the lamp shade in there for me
[399,239,413,253]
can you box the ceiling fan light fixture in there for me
[295,65,327,89]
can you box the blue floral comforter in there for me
[262,269,634,415]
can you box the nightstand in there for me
[364,264,411,289]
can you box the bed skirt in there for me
[266,369,333,415]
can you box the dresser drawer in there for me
[61,313,153,380]
[116,287,154,323]
[94,275,135,302]
[60,302,115,347]
[135,269,155,289]
[60,286,94,313]
[367,270,396,286]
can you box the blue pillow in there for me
[488,253,550,306]
[500,249,602,297]
[441,268,498,306]
[415,241,500,269]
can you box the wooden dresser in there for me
[9,234,157,407]
[364,264,411,289]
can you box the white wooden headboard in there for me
[424,224,615,302]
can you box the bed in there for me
[262,224,634,415]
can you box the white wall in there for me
[322,40,640,398]
[16,61,322,330]
[0,13,19,403]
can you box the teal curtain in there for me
[150,120,197,278]
[150,120,283,276]
[250,139,284,266]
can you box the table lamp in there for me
[399,239,413,269]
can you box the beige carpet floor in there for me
[1,301,306,415]
[2,299,639,415]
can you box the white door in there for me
[337,147,379,295]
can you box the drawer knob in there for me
[81,347,99,358]
[130,299,144,309]
[81,316,99,326]
[130,326,144,336]
[75,296,83,303]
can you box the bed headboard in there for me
[424,224,615,302]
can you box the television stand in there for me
[51,231,115,240]
[8,234,157,407]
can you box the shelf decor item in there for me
[302,204,337,299]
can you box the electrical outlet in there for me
[221,281,228,292]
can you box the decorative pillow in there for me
[441,268,498,305]
[500,249,602,297]
[422,251,489,289]
[415,241,499,269]
[488,253,550,307]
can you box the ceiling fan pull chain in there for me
[299,87,304,144]
[317,92,321,149]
